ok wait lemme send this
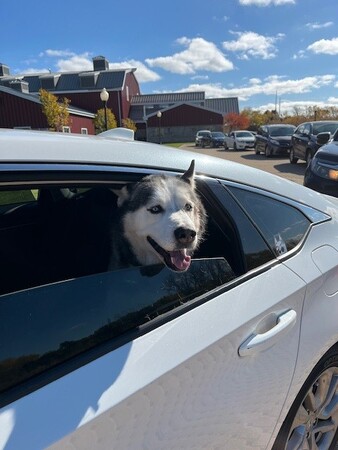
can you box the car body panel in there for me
[304,140,338,197]
[2,263,306,450]
[292,120,338,162]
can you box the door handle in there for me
[238,309,297,357]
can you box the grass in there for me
[165,142,192,148]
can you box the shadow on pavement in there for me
[273,162,306,175]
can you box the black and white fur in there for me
[109,160,207,272]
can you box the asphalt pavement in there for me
[179,144,306,186]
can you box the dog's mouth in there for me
[147,236,191,272]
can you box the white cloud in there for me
[145,37,234,74]
[174,74,335,101]
[238,0,295,5]
[109,60,160,83]
[53,53,93,72]
[222,31,284,59]
[41,49,76,58]
[305,21,333,30]
[307,37,338,55]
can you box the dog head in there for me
[116,160,206,272]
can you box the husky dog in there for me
[109,160,207,272]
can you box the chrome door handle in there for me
[238,309,297,357]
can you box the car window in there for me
[236,132,253,138]
[312,122,338,135]
[227,186,311,256]
[0,177,277,402]
[269,126,295,137]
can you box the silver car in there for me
[0,129,337,450]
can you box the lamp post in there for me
[100,88,109,131]
[156,110,162,144]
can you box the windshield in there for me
[269,126,295,137]
[313,122,338,135]
[235,132,253,138]
[211,132,225,137]
[199,132,211,137]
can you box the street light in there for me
[156,110,162,144]
[100,88,109,131]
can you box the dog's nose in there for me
[174,227,196,244]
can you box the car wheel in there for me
[224,142,228,150]
[272,344,338,450]
[234,142,237,151]
[255,144,260,155]
[289,147,298,164]
[306,151,312,167]
[265,145,272,157]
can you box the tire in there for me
[290,147,298,164]
[306,150,312,167]
[234,142,237,151]
[224,142,228,150]
[255,143,260,155]
[265,145,272,157]
[272,344,338,450]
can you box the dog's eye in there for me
[184,203,193,211]
[148,205,163,214]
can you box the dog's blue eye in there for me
[185,203,193,211]
[148,205,163,214]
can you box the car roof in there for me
[0,128,334,212]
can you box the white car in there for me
[224,130,256,150]
[0,129,337,450]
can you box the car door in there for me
[293,123,310,159]
[256,126,267,152]
[0,173,313,450]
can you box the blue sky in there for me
[2,0,338,115]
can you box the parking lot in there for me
[180,143,306,185]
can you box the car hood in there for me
[316,141,338,160]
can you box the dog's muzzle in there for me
[147,236,193,272]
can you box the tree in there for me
[39,89,70,131]
[122,118,137,132]
[224,112,250,132]
[94,108,117,134]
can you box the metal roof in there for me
[131,92,205,105]
[0,69,135,94]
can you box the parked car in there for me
[304,128,338,197]
[210,131,226,148]
[0,129,338,450]
[195,129,211,147]
[224,130,256,150]
[255,124,296,157]
[290,120,338,165]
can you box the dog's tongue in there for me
[170,249,191,271]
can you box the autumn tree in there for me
[224,112,250,132]
[94,108,117,134]
[39,89,70,131]
[122,118,137,132]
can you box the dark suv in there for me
[255,124,296,157]
[290,120,338,165]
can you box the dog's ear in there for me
[181,160,195,187]
[113,186,130,207]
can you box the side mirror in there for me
[316,132,331,146]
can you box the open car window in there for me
[0,176,278,404]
